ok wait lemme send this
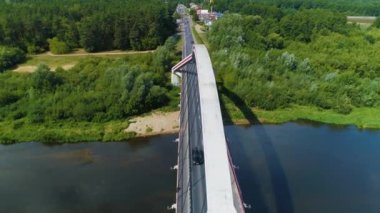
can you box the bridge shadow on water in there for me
[218,84,294,213]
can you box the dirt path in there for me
[35,49,154,57]
[13,49,154,73]
[13,64,75,73]
[125,111,180,136]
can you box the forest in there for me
[208,1,380,116]
[0,0,176,54]
[214,0,380,16]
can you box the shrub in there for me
[0,46,26,72]
[48,37,71,54]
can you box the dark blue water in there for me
[0,136,177,213]
[226,122,380,213]
[0,123,379,212]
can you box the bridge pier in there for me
[171,72,181,86]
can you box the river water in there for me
[0,123,379,213]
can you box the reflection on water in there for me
[0,136,177,213]
[226,122,380,213]
[0,123,380,213]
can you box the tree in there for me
[113,19,130,50]
[79,16,99,52]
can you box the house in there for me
[196,9,223,26]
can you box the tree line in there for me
[0,0,176,54]
[214,0,380,16]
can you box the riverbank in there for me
[125,111,179,136]
[2,104,379,144]
[0,120,135,144]
[223,98,380,129]
[0,111,180,144]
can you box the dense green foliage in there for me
[48,37,71,54]
[214,0,380,16]
[209,7,380,114]
[373,17,380,28]
[0,46,25,72]
[0,0,176,53]
[0,37,180,142]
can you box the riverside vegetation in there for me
[0,0,181,144]
[204,0,380,128]
[3,0,380,144]
[0,37,180,143]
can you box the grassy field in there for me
[220,93,380,129]
[255,106,380,129]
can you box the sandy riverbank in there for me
[125,111,180,136]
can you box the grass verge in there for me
[191,25,203,44]
[0,120,136,144]
[221,94,380,129]
[194,24,209,47]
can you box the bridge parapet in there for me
[193,45,242,213]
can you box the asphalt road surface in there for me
[177,9,207,213]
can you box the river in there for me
[0,122,379,213]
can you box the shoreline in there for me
[222,105,380,130]
[0,111,180,144]
[1,106,380,144]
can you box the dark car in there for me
[192,147,204,165]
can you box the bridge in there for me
[170,5,246,213]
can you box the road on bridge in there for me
[176,6,208,212]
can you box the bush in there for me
[48,37,71,54]
[0,91,19,106]
[32,64,63,92]
[0,136,16,144]
[27,44,44,54]
[29,102,45,123]
[12,120,24,129]
[266,33,284,49]
[0,46,26,72]
[12,111,26,120]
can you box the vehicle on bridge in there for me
[192,147,204,165]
